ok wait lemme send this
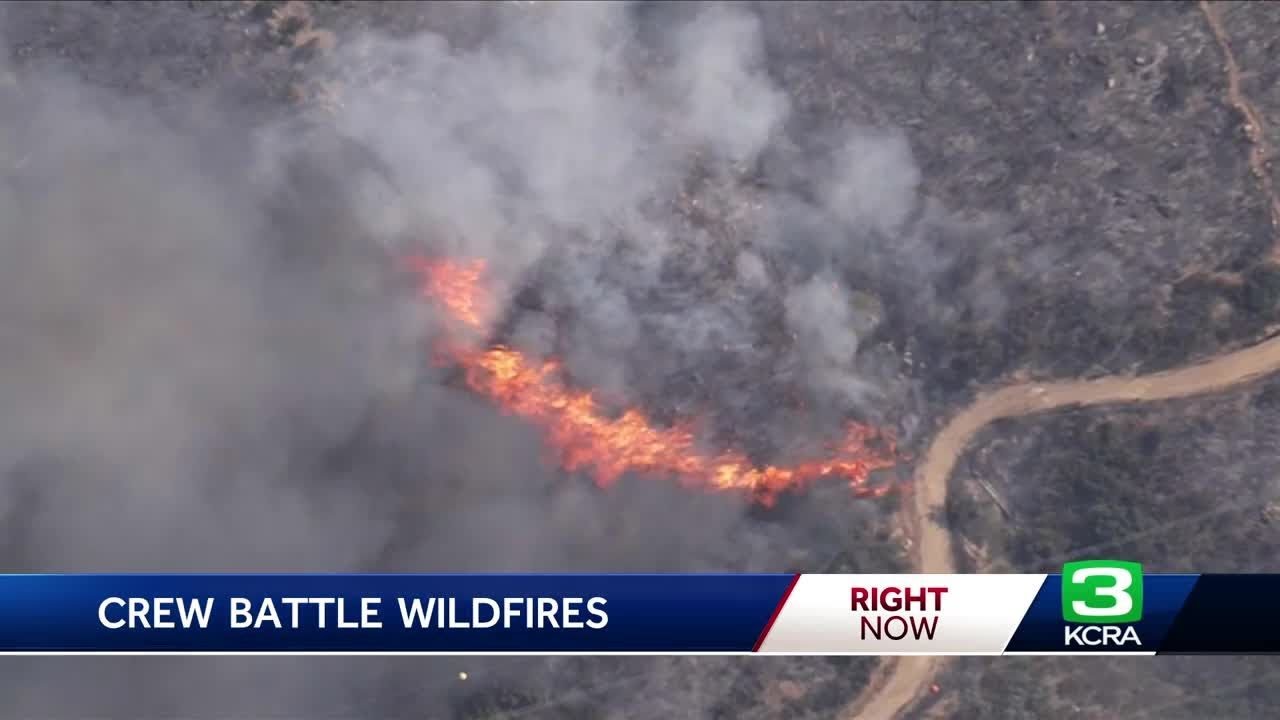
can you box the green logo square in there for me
[1061,560,1144,624]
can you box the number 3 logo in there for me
[1061,560,1144,624]
[1070,567,1132,617]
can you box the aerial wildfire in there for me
[402,255,899,506]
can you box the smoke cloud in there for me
[0,2,924,716]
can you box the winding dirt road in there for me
[847,5,1280,713]
[847,331,1280,719]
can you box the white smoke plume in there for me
[324,1,923,427]
[0,1,927,716]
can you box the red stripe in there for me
[752,574,801,652]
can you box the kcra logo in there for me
[1060,560,1144,647]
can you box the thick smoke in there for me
[327,1,921,432]
[0,2,924,717]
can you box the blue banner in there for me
[1004,572,1280,654]
[1157,575,1280,654]
[0,574,795,653]
[1004,574,1199,653]
[0,572,1276,654]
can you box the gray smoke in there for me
[326,1,923,426]
[784,273,879,411]
[0,2,925,717]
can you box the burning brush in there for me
[400,254,900,506]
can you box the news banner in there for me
[0,562,1272,655]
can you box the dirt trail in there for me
[846,332,1280,719]
[1198,1,1280,256]
[849,8,1280,714]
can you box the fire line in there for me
[402,255,899,505]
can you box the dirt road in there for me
[846,6,1280,715]
[847,331,1280,719]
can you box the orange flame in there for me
[403,255,899,505]
[402,256,490,331]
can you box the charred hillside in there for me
[941,373,1280,719]
[1,1,1278,719]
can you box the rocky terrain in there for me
[942,373,1280,719]
[2,1,1279,718]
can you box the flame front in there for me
[403,255,899,505]
[402,255,490,331]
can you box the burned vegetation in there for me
[2,1,1280,719]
